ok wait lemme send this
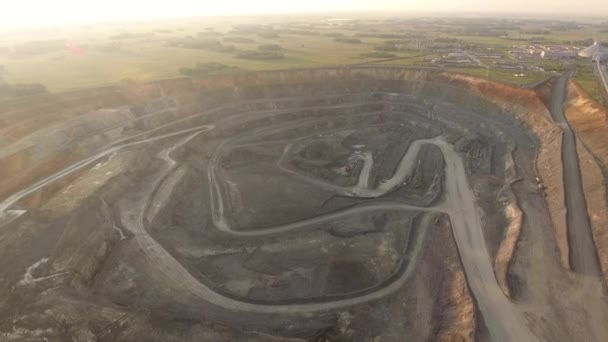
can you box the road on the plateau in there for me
[549,73,601,275]
[1,101,537,341]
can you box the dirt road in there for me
[1,108,537,340]
[0,124,215,224]
[207,121,536,340]
[550,74,600,275]
[118,131,433,313]
[277,138,437,198]
[433,139,535,342]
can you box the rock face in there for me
[1,66,608,341]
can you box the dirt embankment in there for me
[443,73,551,114]
[530,79,570,269]
[426,216,478,342]
[565,82,608,285]
[566,82,608,163]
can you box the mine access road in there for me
[0,107,537,342]
[550,73,601,275]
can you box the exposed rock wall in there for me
[0,67,569,285]
[0,67,551,197]
[0,68,568,282]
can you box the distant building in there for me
[579,41,608,58]
[579,42,608,62]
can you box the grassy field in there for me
[0,15,607,96]
[444,67,548,85]
[0,34,388,92]
[572,60,605,103]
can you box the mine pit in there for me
[2,67,608,341]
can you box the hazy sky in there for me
[2,0,607,27]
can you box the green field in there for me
[444,67,548,85]
[1,15,607,96]
[572,60,605,102]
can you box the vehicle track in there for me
[117,129,430,312]
[203,111,535,340]
[1,97,537,341]
[549,73,601,275]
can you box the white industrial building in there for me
[579,42,608,62]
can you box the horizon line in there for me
[1,10,607,31]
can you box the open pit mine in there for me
[2,66,608,341]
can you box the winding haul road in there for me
[204,114,534,340]
[0,124,216,223]
[1,107,538,341]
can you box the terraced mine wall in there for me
[5,66,608,341]
[0,67,552,203]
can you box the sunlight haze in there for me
[2,0,608,28]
